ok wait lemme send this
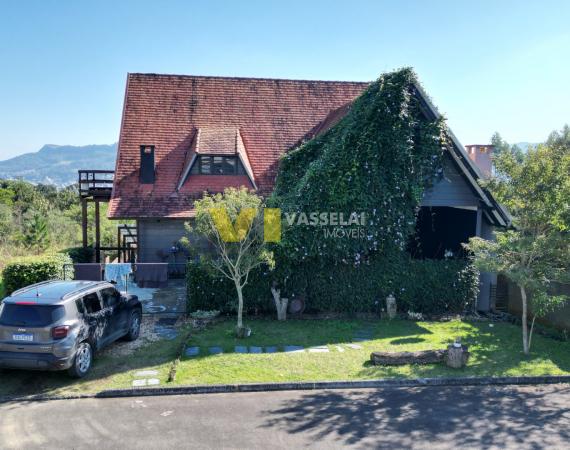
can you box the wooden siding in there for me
[421,154,480,207]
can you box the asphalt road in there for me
[2,385,570,449]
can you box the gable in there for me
[421,154,479,207]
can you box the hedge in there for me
[2,253,73,295]
[186,256,479,316]
[63,246,94,264]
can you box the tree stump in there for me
[370,349,446,365]
[445,344,469,368]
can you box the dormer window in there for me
[190,155,246,175]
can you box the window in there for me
[82,292,102,314]
[191,155,245,175]
[100,288,121,308]
[0,304,65,327]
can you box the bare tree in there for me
[189,187,273,336]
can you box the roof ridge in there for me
[128,72,371,85]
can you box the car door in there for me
[80,291,113,350]
[100,287,129,342]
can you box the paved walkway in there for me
[117,279,187,315]
[2,385,570,449]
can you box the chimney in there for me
[140,145,155,183]
[465,144,494,178]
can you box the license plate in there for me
[12,333,34,342]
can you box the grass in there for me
[0,323,188,398]
[174,318,570,385]
[2,318,570,398]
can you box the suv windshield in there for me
[0,304,65,327]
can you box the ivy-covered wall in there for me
[186,68,481,315]
[270,68,446,263]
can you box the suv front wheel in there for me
[124,310,142,341]
[68,342,92,378]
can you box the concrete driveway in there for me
[2,385,570,449]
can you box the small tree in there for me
[189,187,273,336]
[466,127,570,354]
[19,212,51,254]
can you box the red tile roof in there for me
[108,74,368,218]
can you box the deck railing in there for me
[78,170,114,199]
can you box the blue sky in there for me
[0,0,568,159]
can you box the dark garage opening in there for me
[409,207,476,259]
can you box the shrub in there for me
[186,262,273,315]
[186,256,479,316]
[63,246,94,264]
[2,253,73,295]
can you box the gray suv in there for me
[0,280,142,378]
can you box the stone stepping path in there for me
[308,346,329,353]
[346,343,363,349]
[132,369,161,387]
[182,343,366,358]
[135,370,159,377]
[185,346,200,357]
[154,317,179,340]
[352,325,375,342]
[284,345,305,353]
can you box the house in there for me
[104,73,510,311]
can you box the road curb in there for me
[2,375,570,404]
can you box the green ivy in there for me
[270,68,446,262]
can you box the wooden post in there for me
[95,201,101,263]
[81,199,88,248]
[117,227,120,263]
[475,207,482,237]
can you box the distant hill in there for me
[0,143,117,187]
[513,142,537,152]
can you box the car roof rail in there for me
[60,281,109,300]
[11,280,58,296]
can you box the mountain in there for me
[513,142,537,152]
[0,143,117,187]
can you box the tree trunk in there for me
[370,350,446,366]
[520,285,529,355]
[271,286,288,321]
[236,281,244,329]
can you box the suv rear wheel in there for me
[68,342,92,378]
[124,310,142,341]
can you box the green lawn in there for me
[1,318,570,399]
[0,322,186,398]
[175,318,570,385]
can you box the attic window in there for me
[191,155,245,175]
